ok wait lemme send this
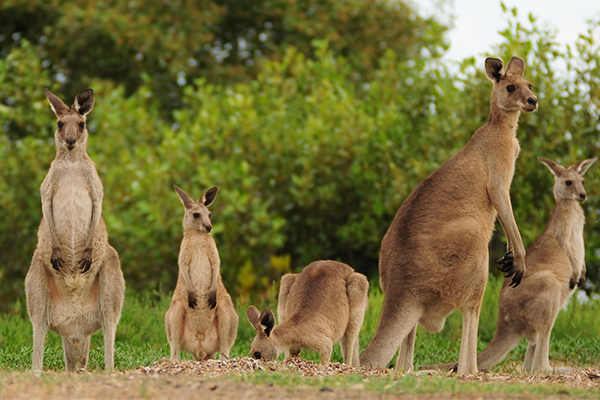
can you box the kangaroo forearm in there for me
[493,194,525,258]
[42,202,61,250]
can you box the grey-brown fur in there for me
[476,157,596,372]
[25,88,125,373]
[246,260,369,367]
[360,57,537,374]
[165,186,238,361]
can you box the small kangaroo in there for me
[246,260,369,367]
[476,156,596,372]
[360,57,537,374]
[25,88,125,373]
[165,185,238,361]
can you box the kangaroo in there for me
[165,185,238,361]
[25,88,125,373]
[360,57,537,374]
[475,156,596,372]
[246,260,369,367]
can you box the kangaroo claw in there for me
[496,251,522,287]
[208,290,217,309]
[78,257,92,273]
[51,257,64,271]
[496,251,514,273]
[188,292,197,309]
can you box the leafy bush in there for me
[0,10,599,310]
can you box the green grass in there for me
[0,275,599,372]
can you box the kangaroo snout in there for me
[65,137,77,149]
[253,352,261,359]
[527,97,537,107]
[579,193,587,201]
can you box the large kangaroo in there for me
[476,157,596,372]
[246,260,369,367]
[25,88,125,373]
[360,57,537,374]
[165,185,238,361]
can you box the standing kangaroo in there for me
[165,185,238,361]
[360,57,537,374]
[25,88,125,373]
[246,260,369,367]
[475,157,596,372]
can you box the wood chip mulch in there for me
[135,357,600,389]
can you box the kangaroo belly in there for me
[52,181,93,267]
[47,273,102,337]
[181,308,218,357]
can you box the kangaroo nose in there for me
[253,352,261,360]
[206,226,212,233]
[66,138,76,148]
[580,193,587,201]
[527,98,537,107]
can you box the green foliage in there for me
[0,6,599,308]
[0,0,446,112]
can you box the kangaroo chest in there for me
[179,236,219,292]
[567,213,585,273]
[47,162,100,263]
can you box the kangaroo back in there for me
[247,260,368,366]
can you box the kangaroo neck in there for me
[54,145,88,162]
[487,101,521,132]
[547,200,584,233]
[182,228,213,239]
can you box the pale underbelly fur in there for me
[47,184,101,336]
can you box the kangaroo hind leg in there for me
[342,272,369,367]
[99,245,125,371]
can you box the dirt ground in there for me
[1,358,599,400]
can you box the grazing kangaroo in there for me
[476,157,596,372]
[360,57,537,374]
[25,88,125,373]
[246,260,369,367]
[165,185,238,361]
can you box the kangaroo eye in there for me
[79,122,85,129]
[565,181,572,186]
[57,122,64,128]
[193,213,200,219]
[528,84,533,90]
[506,85,516,93]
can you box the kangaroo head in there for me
[246,306,278,361]
[485,57,537,114]
[539,157,597,203]
[44,88,94,153]
[174,185,218,233]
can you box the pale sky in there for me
[409,0,600,63]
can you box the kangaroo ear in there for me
[44,88,69,117]
[200,187,218,207]
[74,88,94,116]
[538,157,565,177]
[571,157,597,176]
[246,306,261,329]
[485,58,505,82]
[505,56,525,77]
[259,309,276,336]
[174,185,195,209]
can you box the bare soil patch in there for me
[0,358,598,400]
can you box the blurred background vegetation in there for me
[0,1,599,311]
